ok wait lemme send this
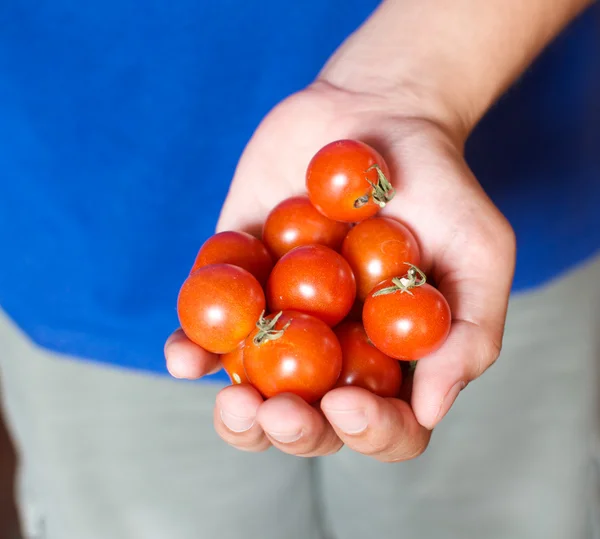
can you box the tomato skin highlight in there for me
[220,344,249,385]
[243,311,343,404]
[341,217,421,301]
[262,195,350,260]
[306,139,393,223]
[266,244,356,327]
[363,278,451,361]
[177,264,266,354]
[334,322,403,398]
[190,230,273,287]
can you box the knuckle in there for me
[214,408,266,450]
[296,439,344,458]
[464,205,515,261]
[360,433,396,456]
[472,329,503,379]
[232,439,271,453]
[382,443,428,463]
[294,428,342,457]
[218,429,268,451]
[492,214,517,261]
[378,434,431,463]
[484,336,503,371]
[407,437,430,459]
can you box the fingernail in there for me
[326,409,368,434]
[167,357,190,379]
[220,409,255,433]
[436,381,466,423]
[266,430,303,444]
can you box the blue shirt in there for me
[0,2,598,379]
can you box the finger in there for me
[214,385,271,452]
[256,394,343,457]
[411,202,516,429]
[164,329,220,379]
[321,387,431,463]
[377,136,515,429]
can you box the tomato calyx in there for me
[253,311,291,345]
[354,164,396,209]
[372,264,427,297]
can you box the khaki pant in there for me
[1,257,600,539]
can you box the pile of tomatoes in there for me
[177,140,451,404]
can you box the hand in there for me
[164,81,516,462]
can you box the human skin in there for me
[165,0,593,461]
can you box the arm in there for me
[321,0,593,136]
[166,0,591,460]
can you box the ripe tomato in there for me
[306,139,394,222]
[262,195,350,260]
[177,263,265,354]
[243,311,342,403]
[266,244,356,327]
[220,344,249,385]
[334,322,403,398]
[190,230,273,287]
[363,265,451,360]
[341,217,421,301]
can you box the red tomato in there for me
[243,311,342,403]
[190,231,273,287]
[220,344,249,385]
[262,195,350,260]
[177,264,265,354]
[334,322,403,398]
[266,244,356,327]
[363,265,451,360]
[341,217,421,301]
[306,139,394,222]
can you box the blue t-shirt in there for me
[0,2,599,380]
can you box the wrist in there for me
[317,0,593,141]
[317,51,468,143]
[315,2,481,143]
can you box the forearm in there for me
[319,0,594,137]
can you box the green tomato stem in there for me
[372,263,427,297]
[253,311,290,346]
[366,164,395,208]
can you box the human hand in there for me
[164,80,516,462]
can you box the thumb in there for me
[410,208,516,429]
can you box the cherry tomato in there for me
[363,265,451,360]
[341,217,421,301]
[190,230,273,287]
[266,244,356,327]
[243,311,342,403]
[220,344,249,385]
[306,139,394,223]
[262,195,350,260]
[334,322,403,398]
[177,263,265,354]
